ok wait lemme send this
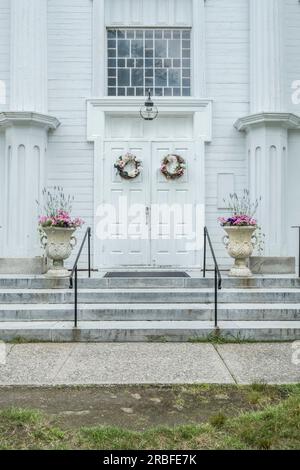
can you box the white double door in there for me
[100,140,202,267]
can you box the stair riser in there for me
[1,327,300,342]
[0,309,299,322]
[1,291,300,303]
[0,278,300,289]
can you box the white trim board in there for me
[87,97,213,142]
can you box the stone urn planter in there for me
[223,226,257,277]
[41,227,77,278]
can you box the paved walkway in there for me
[0,342,299,385]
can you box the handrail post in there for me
[298,227,300,277]
[291,226,300,278]
[88,227,91,278]
[214,266,218,328]
[203,227,207,278]
[74,266,78,328]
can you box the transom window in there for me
[107,28,191,97]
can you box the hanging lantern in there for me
[140,89,158,121]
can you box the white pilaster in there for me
[0,1,60,261]
[235,114,300,256]
[250,0,284,114]
[10,0,48,113]
[235,0,299,257]
[0,113,60,258]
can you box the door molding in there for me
[89,98,210,268]
[95,138,204,268]
[87,97,212,143]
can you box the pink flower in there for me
[39,211,84,228]
[219,214,257,227]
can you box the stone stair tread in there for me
[1,320,300,329]
[1,287,300,293]
[0,302,300,310]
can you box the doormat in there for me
[104,271,190,278]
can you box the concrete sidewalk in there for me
[0,342,299,386]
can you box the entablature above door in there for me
[87,97,213,143]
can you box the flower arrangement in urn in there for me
[219,190,260,277]
[38,187,84,278]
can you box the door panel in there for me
[102,141,150,266]
[151,142,198,266]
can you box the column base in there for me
[0,257,47,275]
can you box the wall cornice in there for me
[234,113,300,132]
[87,97,213,142]
[0,112,60,130]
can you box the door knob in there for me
[145,206,150,225]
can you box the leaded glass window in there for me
[107,29,191,97]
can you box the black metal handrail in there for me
[69,227,91,327]
[202,226,222,328]
[292,226,300,278]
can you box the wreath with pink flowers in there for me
[114,153,142,179]
[160,154,186,180]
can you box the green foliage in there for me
[0,386,300,450]
[209,412,227,428]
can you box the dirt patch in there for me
[0,385,286,431]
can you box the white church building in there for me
[1,0,300,271]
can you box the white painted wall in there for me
[284,0,300,261]
[0,0,10,111]
[47,0,94,264]
[205,0,249,265]
[285,0,300,114]
[1,0,299,266]
[0,0,10,255]
[46,0,250,267]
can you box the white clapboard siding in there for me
[205,0,249,265]
[284,0,300,258]
[0,0,10,255]
[47,0,93,267]
[285,0,300,114]
[0,0,10,111]
[46,0,251,268]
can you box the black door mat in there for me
[104,271,190,278]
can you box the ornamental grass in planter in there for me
[38,187,84,278]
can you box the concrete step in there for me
[0,320,300,342]
[0,288,300,304]
[0,275,300,289]
[0,303,299,322]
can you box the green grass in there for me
[0,385,300,450]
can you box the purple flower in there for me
[219,214,257,227]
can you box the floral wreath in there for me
[114,153,142,179]
[160,154,186,180]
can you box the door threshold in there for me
[97,266,203,273]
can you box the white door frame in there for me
[87,97,212,269]
[95,137,204,268]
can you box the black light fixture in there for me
[140,89,158,121]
